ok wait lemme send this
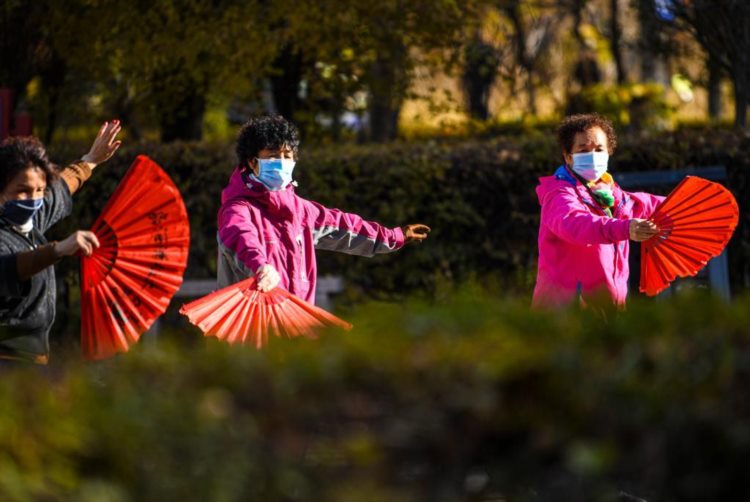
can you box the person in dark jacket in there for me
[0,121,122,363]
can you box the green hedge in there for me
[3,291,750,501]
[48,128,750,308]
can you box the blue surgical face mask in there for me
[254,158,296,191]
[571,151,609,182]
[1,198,44,227]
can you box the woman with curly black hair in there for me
[218,115,430,301]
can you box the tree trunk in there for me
[506,3,537,115]
[269,45,305,121]
[43,85,60,145]
[732,67,748,129]
[610,0,627,84]
[708,52,723,120]
[368,91,401,142]
[637,0,659,81]
[462,34,499,120]
[151,62,206,142]
[571,0,586,47]
[158,89,206,142]
[39,51,66,144]
[525,78,538,116]
[671,0,749,126]
[367,54,405,142]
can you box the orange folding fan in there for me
[640,176,739,296]
[179,277,352,348]
[80,155,190,359]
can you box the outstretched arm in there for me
[36,121,123,232]
[62,120,122,195]
[0,231,99,295]
[624,190,664,242]
[307,200,420,256]
[542,187,631,245]
[544,188,660,244]
[628,190,665,220]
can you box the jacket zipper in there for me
[578,190,628,290]
[610,195,630,293]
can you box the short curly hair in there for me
[0,136,57,193]
[557,113,618,156]
[235,115,300,169]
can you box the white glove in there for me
[255,264,281,292]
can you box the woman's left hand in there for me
[82,120,122,167]
[629,218,659,242]
[403,224,431,244]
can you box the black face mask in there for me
[0,198,44,226]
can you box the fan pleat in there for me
[98,281,139,347]
[180,277,352,348]
[285,294,353,330]
[80,155,190,360]
[106,258,185,292]
[106,280,150,334]
[211,294,248,341]
[640,176,738,296]
[228,300,256,345]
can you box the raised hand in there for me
[82,120,122,166]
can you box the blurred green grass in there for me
[2,289,750,500]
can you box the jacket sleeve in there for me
[0,246,27,298]
[16,243,60,280]
[305,200,405,256]
[627,191,665,219]
[35,162,93,234]
[217,201,267,274]
[59,161,94,195]
[542,187,631,245]
[0,243,60,297]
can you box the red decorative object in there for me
[80,155,190,359]
[640,176,739,296]
[180,277,352,348]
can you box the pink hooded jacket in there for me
[217,168,405,304]
[532,165,664,308]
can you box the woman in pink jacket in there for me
[217,115,430,304]
[533,113,663,309]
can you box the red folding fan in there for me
[179,277,352,348]
[640,176,739,296]
[80,155,190,359]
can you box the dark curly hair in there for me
[557,113,618,156]
[235,115,300,170]
[0,136,57,193]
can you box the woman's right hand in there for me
[255,264,281,292]
[54,231,100,257]
[629,219,659,242]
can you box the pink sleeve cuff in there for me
[393,226,406,248]
[610,219,631,242]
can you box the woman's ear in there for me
[563,151,573,167]
[245,159,259,176]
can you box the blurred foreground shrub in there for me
[2,291,750,501]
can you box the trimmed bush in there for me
[2,291,750,501]
[48,128,750,310]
